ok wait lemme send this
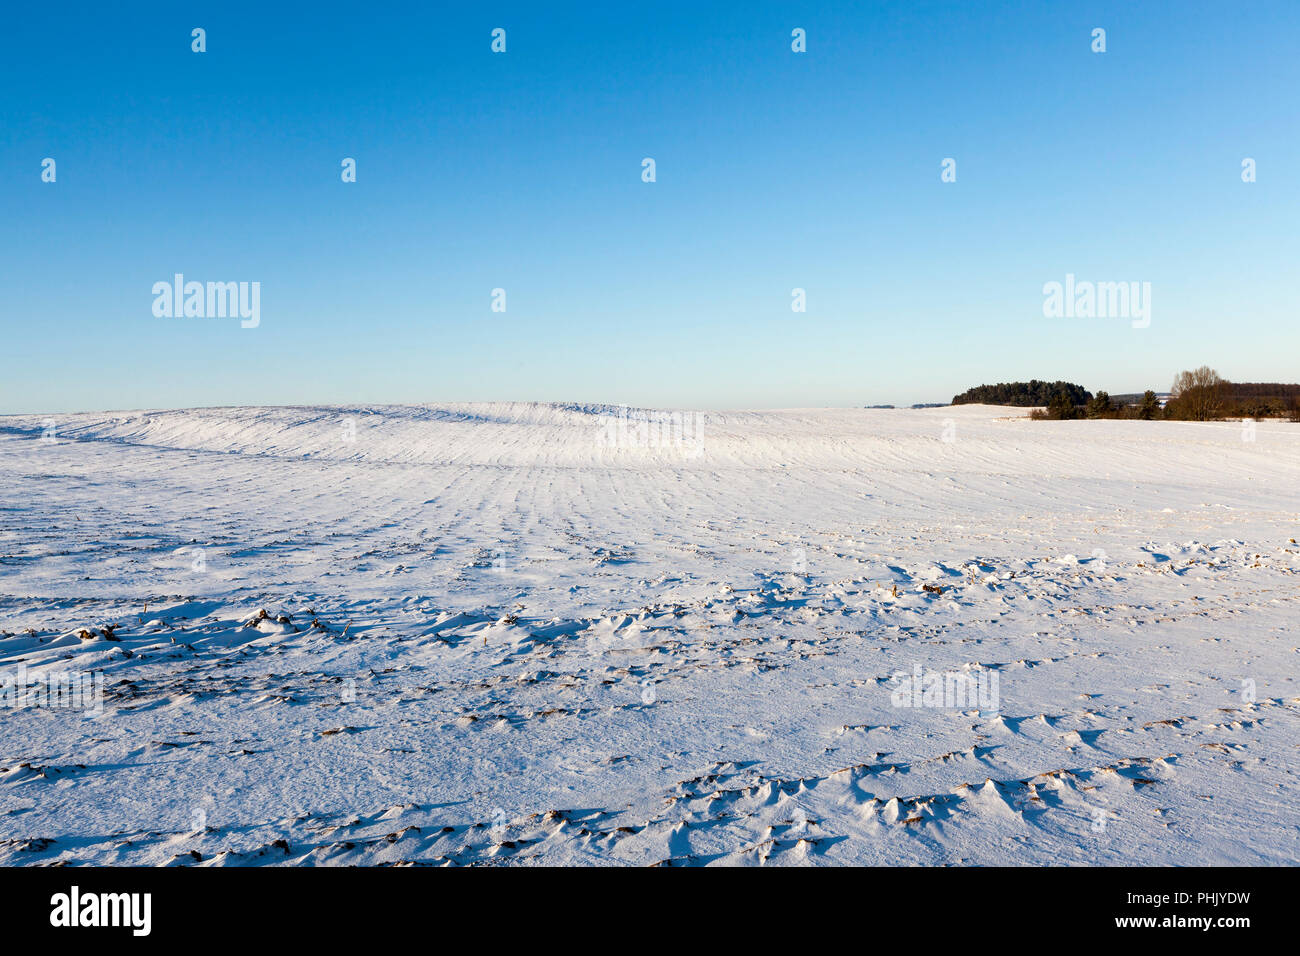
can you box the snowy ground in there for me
[1,403,1297,866]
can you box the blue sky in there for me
[3,1,1298,413]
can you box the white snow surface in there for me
[0,402,1297,866]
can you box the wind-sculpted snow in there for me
[0,404,1297,865]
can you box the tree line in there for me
[955,369,1300,421]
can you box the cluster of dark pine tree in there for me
[1030,390,1162,420]
[951,381,1091,407]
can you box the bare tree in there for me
[1168,366,1226,421]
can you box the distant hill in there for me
[1227,382,1300,398]
[1223,382,1300,418]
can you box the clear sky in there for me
[3,1,1298,413]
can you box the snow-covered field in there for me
[1,403,1297,866]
